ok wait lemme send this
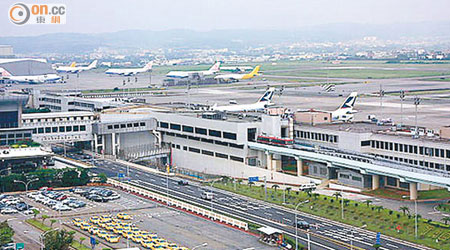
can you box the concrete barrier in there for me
[107,178,248,231]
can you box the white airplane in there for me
[55,60,98,73]
[214,65,260,82]
[220,66,253,73]
[105,62,153,76]
[166,62,221,78]
[211,87,275,112]
[0,67,61,84]
[331,92,358,122]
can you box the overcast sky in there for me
[2,0,450,36]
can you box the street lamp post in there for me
[14,178,38,210]
[414,96,421,136]
[295,200,309,250]
[209,178,222,213]
[192,243,208,250]
[415,199,418,238]
[14,178,39,192]
[399,90,405,127]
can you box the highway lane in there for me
[80,157,430,250]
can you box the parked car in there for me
[1,207,18,214]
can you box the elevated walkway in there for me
[248,142,450,191]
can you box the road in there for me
[76,156,431,250]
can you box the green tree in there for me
[312,193,320,200]
[43,229,74,250]
[399,206,410,216]
[0,221,14,246]
[42,214,49,223]
[375,206,384,213]
[304,188,312,197]
[98,173,107,183]
[364,200,373,207]
[286,187,291,194]
[32,209,40,219]
[79,237,86,246]
[442,216,450,225]
[333,192,342,201]
[248,181,255,188]
[50,219,57,228]
[272,184,279,192]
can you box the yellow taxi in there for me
[72,218,83,227]
[88,227,100,235]
[122,230,134,239]
[167,243,178,249]
[105,234,120,243]
[174,248,189,250]
[113,227,124,235]
[141,240,155,249]
[90,216,100,224]
[130,228,142,235]
[130,234,145,243]
[150,244,169,250]
[104,223,115,231]
[117,212,132,220]
[97,230,109,239]
[80,223,92,231]
[146,233,158,240]
[100,215,112,223]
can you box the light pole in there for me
[14,178,38,210]
[379,85,384,120]
[14,178,39,192]
[209,178,222,213]
[192,243,208,250]
[415,199,418,238]
[414,96,421,136]
[399,90,405,127]
[40,228,59,250]
[295,200,309,250]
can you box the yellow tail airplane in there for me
[215,65,260,81]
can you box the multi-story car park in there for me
[21,111,95,143]
[30,90,123,112]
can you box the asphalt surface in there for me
[76,155,431,250]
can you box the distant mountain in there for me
[2,21,450,54]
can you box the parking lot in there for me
[1,186,272,250]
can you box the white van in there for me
[200,191,214,200]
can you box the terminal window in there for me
[209,129,221,137]
[195,127,207,135]
[182,125,194,133]
[73,126,79,132]
[52,127,58,133]
[160,122,169,128]
[170,123,181,131]
[223,132,237,140]
[80,125,86,131]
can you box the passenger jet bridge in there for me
[248,142,450,200]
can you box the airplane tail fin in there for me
[208,61,221,72]
[143,62,153,71]
[0,67,12,77]
[257,87,275,103]
[242,65,261,79]
[88,60,98,69]
[70,62,76,67]
[337,92,358,111]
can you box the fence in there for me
[107,178,248,231]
